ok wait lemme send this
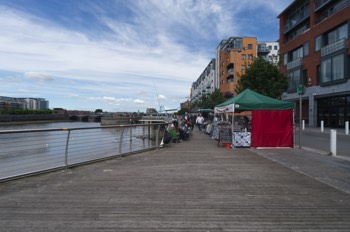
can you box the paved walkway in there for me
[1,130,350,231]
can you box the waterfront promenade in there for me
[1,129,350,231]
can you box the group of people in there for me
[163,113,206,144]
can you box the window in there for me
[241,65,246,71]
[315,35,321,51]
[284,53,288,65]
[268,45,272,50]
[274,45,278,50]
[287,69,300,91]
[290,46,303,61]
[303,42,309,56]
[326,24,348,45]
[248,54,253,60]
[320,54,344,83]
[247,44,253,49]
[332,55,344,81]
[241,54,246,60]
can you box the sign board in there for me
[297,85,305,95]
[219,127,232,145]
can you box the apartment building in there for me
[0,96,49,110]
[215,37,257,96]
[278,0,350,127]
[191,59,216,103]
[257,41,280,64]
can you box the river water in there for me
[0,121,100,130]
[0,121,159,180]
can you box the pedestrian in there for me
[195,114,204,133]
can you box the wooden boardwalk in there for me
[1,130,350,231]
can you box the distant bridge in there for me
[68,114,103,122]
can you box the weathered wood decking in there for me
[1,130,350,231]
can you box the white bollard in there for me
[330,129,337,156]
[302,120,305,130]
[321,120,324,132]
[345,121,349,135]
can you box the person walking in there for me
[195,114,204,133]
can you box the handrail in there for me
[0,122,168,182]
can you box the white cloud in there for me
[24,71,54,82]
[134,99,144,104]
[158,94,167,100]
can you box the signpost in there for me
[297,85,305,149]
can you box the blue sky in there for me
[0,0,293,112]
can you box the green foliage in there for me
[95,109,103,113]
[0,109,53,115]
[235,57,288,99]
[192,89,225,109]
[177,108,188,115]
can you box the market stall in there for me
[214,89,294,148]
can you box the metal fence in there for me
[0,123,167,181]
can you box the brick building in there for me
[278,0,350,127]
[216,37,257,96]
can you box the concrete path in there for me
[1,130,350,231]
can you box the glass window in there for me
[268,46,272,50]
[321,54,344,83]
[287,69,300,91]
[332,55,344,80]
[248,54,253,60]
[321,58,332,83]
[303,42,309,56]
[274,45,278,50]
[315,35,321,51]
[284,53,288,65]
[247,44,253,49]
[292,47,303,61]
[241,65,246,70]
[241,54,246,60]
[326,23,348,45]
[339,24,348,39]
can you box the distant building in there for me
[0,96,49,110]
[191,59,216,103]
[18,98,49,110]
[215,36,257,96]
[278,0,350,127]
[0,96,25,109]
[257,41,280,64]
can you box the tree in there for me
[192,89,225,109]
[95,109,103,114]
[235,57,289,99]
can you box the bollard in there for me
[330,129,337,156]
[346,121,349,135]
[321,120,324,132]
[302,120,305,130]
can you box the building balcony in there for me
[314,0,350,25]
[283,6,310,34]
[286,58,302,70]
[314,0,332,12]
[321,38,346,57]
[258,46,270,54]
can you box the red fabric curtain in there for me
[251,109,293,147]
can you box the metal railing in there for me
[0,123,167,182]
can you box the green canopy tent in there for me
[214,89,295,148]
[214,89,294,113]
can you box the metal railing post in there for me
[64,129,71,170]
[156,125,160,149]
[119,127,125,155]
